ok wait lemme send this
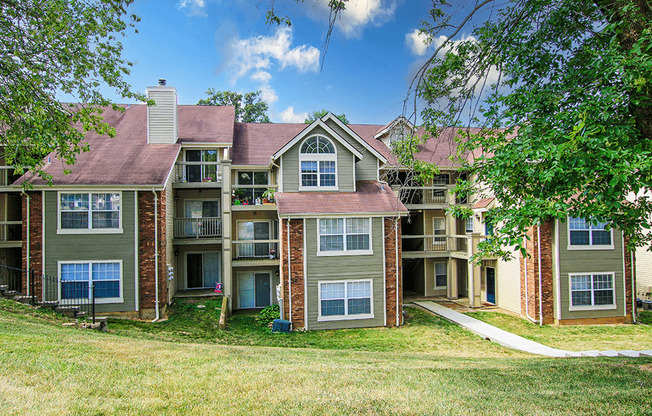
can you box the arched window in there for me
[299,136,337,189]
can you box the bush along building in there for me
[8,81,636,327]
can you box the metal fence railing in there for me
[0,264,96,323]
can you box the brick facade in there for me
[279,218,305,328]
[624,236,634,317]
[138,191,168,317]
[519,220,554,324]
[385,217,403,326]
[21,192,42,295]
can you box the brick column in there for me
[280,219,290,321]
[288,219,305,329]
[22,192,42,296]
[624,236,634,320]
[519,220,554,324]
[385,217,402,326]
[138,191,168,317]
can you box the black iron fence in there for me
[0,264,96,323]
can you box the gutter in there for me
[537,224,543,326]
[152,189,160,322]
[22,190,30,295]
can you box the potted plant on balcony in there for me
[262,188,276,204]
[202,176,214,183]
[233,188,245,205]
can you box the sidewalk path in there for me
[413,301,652,358]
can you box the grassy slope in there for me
[466,310,652,351]
[1,301,652,415]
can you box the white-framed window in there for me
[433,217,446,251]
[299,135,337,190]
[184,149,219,182]
[58,260,123,304]
[568,217,613,249]
[435,262,447,288]
[318,218,372,255]
[318,279,374,321]
[569,273,616,310]
[58,192,122,233]
[432,174,450,185]
[465,217,474,234]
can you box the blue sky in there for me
[110,0,441,125]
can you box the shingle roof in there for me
[15,104,235,187]
[276,181,407,216]
[473,197,495,209]
[231,123,308,165]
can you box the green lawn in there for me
[1,300,652,415]
[466,310,652,351]
[107,298,523,357]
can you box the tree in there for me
[0,0,142,182]
[411,0,652,257]
[267,1,652,256]
[197,89,270,123]
[304,109,349,124]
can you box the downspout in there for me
[538,224,543,326]
[287,217,292,325]
[22,190,30,295]
[632,251,637,323]
[152,189,160,322]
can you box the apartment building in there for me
[7,81,636,327]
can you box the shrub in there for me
[257,304,280,327]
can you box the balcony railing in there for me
[0,221,21,243]
[398,186,454,206]
[173,162,222,185]
[402,234,469,254]
[232,240,279,260]
[173,217,222,239]
[231,184,277,206]
[0,166,20,187]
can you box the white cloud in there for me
[309,0,397,39]
[251,70,272,83]
[176,0,206,17]
[227,27,319,83]
[405,29,430,56]
[279,106,308,123]
[259,84,278,104]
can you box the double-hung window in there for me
[435,262,447,288]
[299,136,337,190]
[59,261,122,303]
[318,280,373,321]
[59,192,121,232]
[318,218,372,255]
[569,273,615,310]
[568,217,612,248]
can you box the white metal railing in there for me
[402,234,469,253]
[173,217,222,239]
[232,239,279,259]
[173,162,223,184]
[231,184,278,205]
[398,186,454,205]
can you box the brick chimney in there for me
[145,79,178,144]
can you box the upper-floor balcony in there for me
[0,220,22,248]
[231,184,278,211]
[396,185,469,208]
[232,239,279,267]
[0,166,21,190]
[172,162,223,188]
[173,217,222,244]
[402,234,470,259]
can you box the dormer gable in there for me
[374,116,415,147]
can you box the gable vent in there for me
[146,81,178,144]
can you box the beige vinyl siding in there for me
[281,126,355,193]
[147,89,178,144]
[635,245,652,295]
[557,219,626,320]
[425,258,447,297]
[304,217,386,330]
[494,254,522,314]
[43,191,137,313]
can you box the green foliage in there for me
[413,0,652,257]
[198,89,270,123]
[305,109,349,124]
[0,0,143,183]
[256,304,280,327]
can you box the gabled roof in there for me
[15,104,236,187]
[271,117,364,161]
[276,180,407,216]
[321,112,387,164]
[373,116,414,140]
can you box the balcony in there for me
[232,239,279,267]
[173,217,222,243]
[398,186,454,208]
[0,166,20,189]
[172,162,222,188]
[231,185,277,210]
[402,234,470,259]
[0,221,22,247]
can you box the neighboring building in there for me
[5,81,637,327]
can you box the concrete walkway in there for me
[414,301,652,358]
